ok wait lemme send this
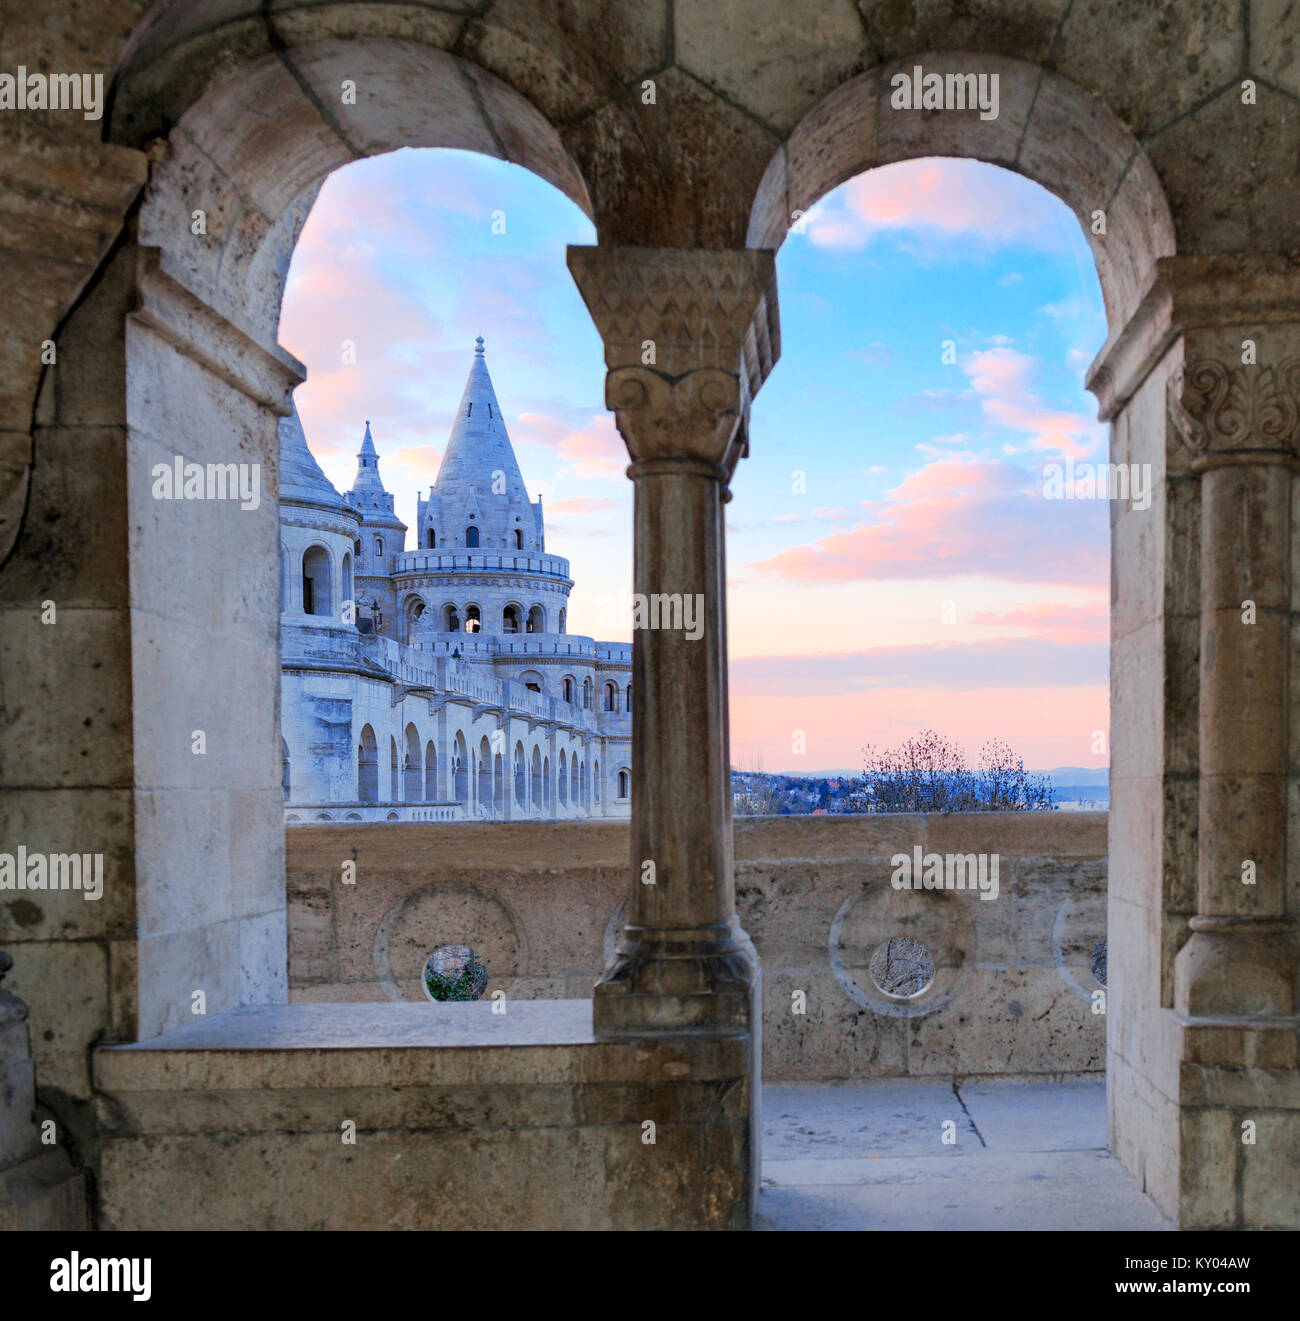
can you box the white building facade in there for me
[281,338,632,823]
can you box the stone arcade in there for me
[1,0,1298,1232]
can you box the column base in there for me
[1174,916,1299,1017]
[594,919,760,1037]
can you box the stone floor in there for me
[759,1076,1173,1230]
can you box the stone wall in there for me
[286,812,1108,1080]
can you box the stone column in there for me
[1170,344,1300,1017]
[568,246,779,1036]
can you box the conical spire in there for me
[350,419,386,499]
[278,401,353,515]
[433,337,530,504]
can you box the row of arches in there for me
[560,677,630,713]
[424,528,528,551]
[324,722,624,816]
[403,597,564,638]
[285,542,353,619]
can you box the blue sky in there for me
[279,147,1111,771]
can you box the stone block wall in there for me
[286,812,1108,1080]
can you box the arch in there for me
[281,737,291,803]
[514,528,523,549]
[527,605,545,633]
[443,602,461,632]
[530,745,542,814]
[514,740,527,807]
[603,681,617,712]
[390,736,400,800]
[403,595,427,643]
[503,603,523,634]
[562,675,575,704]
[559,749,569,805]
[579,760,586,808]
[543,755,552,813]
[582,677,592,709]
[404,723,422,802]
[478,735,493,816]
[357,724,378,803]
[425,740,437,801]
[426,528,436,549]
[301,544,331,617]
[453,730,470,805]
[494,751,504,818]
[374,534,384,557]
[465,604,481,633]
[518,669,544,694]
[341,552,353,613]
[593,758,600,804]
[617,769,630,800]
[465,525,480,549]
[570,752,579,805]
[625,682,632,713]
[558,608,566,634]
[747,56,1175,332]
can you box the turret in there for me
[418,337,544,554]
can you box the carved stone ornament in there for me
[1168,357,1300,457]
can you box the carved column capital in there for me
[567,244,779,471]
[1167,356,1300,467]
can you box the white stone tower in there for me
[406,337,573,639]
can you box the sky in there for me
[278,148,1110,775]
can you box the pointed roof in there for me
[433,337,531,504]
[349,419,387,500]
[278,401,355,516]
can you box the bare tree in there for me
[848,729,1053,813]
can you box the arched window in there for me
[626,683,632,713]
[426,528,436,548]
[453,732,469,804]
[558,608,566,634]
[559,750,568,805]
[478,736,493,816]
[527,605,544,633]
[341,552,353,612]
[583,678,592,709]
[593,759,600,802]
[562,676,574,704]
[514,528,523,549]
[618,770,630,799]
[465,605,481,634]
[357,725,378,803]
[503,605,522,633]
[301,545,330,616]
[425,740,437,801]
[390,736,400,800]
[465,525,479,548]
[603,682,617,712]
[374,535,384,556]
[444,604,460,632]
[570,754,578,803]
[404,724,422,802]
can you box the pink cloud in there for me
[546,497,618,516]
[747,457,1106,586]
[970,600,1109,646]
[516,411,627,479]
[806,158,1069,251]
[960,347,1103,462]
